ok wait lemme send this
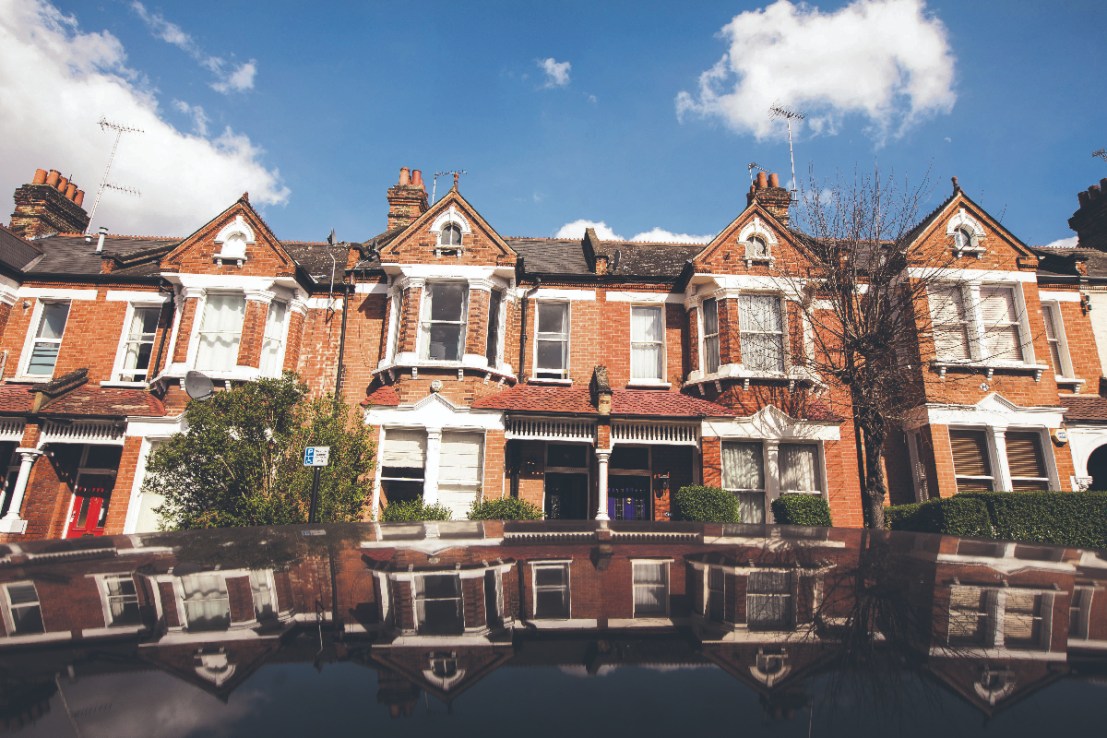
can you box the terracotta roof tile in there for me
[362,385,401,407]
[1061,396,1107,422]
[40,386,166,418]
[472,385,734,418]
[0,385,34,414]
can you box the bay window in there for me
[929,283,1030,364]
[1040,301,1073,377]
[950,427,1052,493]
[739,295,784,372]
[116,305,160,382]
[260,300,288,375]
[415,574,464,635]
[950,429,994,492]
[722,441,765,523]
[979,286,1023,361]
[535,301,569,380]
[486,289,503,367]
[630,305,665,382]
[379,429,427,504]
[722,441,824,523]
[702,297,720,374]
[779,444,820,494]
[3,582,43,635]
[195,293,246,372]
[421,282,468,361]
[1005,431,1049,491]
[26,301,70,376]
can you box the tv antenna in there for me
[747,162,766,183]
[769,104,805,201]
[86,117,144,234]
[431,170,467,204]
[1094,148,1107,162]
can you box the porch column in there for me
[0,449,43,534]
[423,429,442,505]
[990,429,1012,492]
[595,448,611,521]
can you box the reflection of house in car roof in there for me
[2,165,1107,539]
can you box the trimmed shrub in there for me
[672,485,740,523]
[381,499,452,522]
[771,494,832,526]
[468,497,544,521]
[886,491,1107,548]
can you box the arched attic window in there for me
[739,218,777,266]
[213,214,255,266]
[947,210,986,258]
[430,206,471,257]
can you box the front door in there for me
[608,475,651,521]
[66,472,115,537]
[545,472,589,520]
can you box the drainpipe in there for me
[150,278,176,383]
[335,279,350,401]
[518,278,541,380]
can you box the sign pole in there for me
[309,466,321,524]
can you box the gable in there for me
[906,191,1037,272]
[379,189,517,267]
[160,196,296,278]
[693,204,813,276]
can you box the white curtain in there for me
[260,301,288,375]
[780,444,819,493]
[121,306,158,379]
[979,286,1023,361]
[631,306,664,380]
[633,563,667,616]
[438,432,483,519]
[195,294,246,371]
[180,573,230,628]
[739,295,784,371]
[929,287,972,361]
[723,442,764,524]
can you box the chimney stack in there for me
[386,165,429,231]
[747,170,791,225]
[9,166,91,239]
[1069,178,1107,251]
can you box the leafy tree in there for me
[145,373,375,530]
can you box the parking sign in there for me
[303,446,331,467]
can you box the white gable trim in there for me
[429,205,472,235]
[905,393,1065,430]
[365,391,505,431]
[704,405,840,441]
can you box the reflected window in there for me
[948,585,989,645]
[747,570,793,630]
[180,573,231,631]
[1003,590,1046,649]
[706,567,726,623]
[250,570,276,620]
[415,574,463,635]
[3,582,43,634]
[632,561,669,617]
[533,563,570,619]
[102,575,140,626]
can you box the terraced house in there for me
[0,164,1105,539]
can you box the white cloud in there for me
[555,219,620,240]
[0,0,289,236]
[131,1,256,94]
[554,220,713,244]
[1041,236,1077,249]
[172,99,209,136]
[538,57,571,88]
[676,0,956,142]
[629,227,713,244]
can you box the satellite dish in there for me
[184,371,215,401]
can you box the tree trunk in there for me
[861,427,887,530]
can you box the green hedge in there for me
[468,497,543,520]
[886,491,1107,548]
[771,494,832,526]
[672,485,740,523]
[381,499,452,522]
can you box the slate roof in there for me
[0,225,43,272]
[1033,246,1107,281]
[472,384,734,418]
[1060,395,1107,423]
[507,238,590,274]
[507,237,703,279]
[283,241,354,284]
[22,233,175,277]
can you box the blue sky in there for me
[2,0,1105,247]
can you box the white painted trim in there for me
[703,405,841,441]
[907,267,1036,283]
[305,296,344,309]
[529,288,596,301]
[15,287,97,300]
[692,274,808,295]
[605,291,683,304]
[429,205,472,235]
[382,264,510,280]
[105,291,169,303]
[353,283,390,294]
[365,393,505,431]
[904,393,1065,430]
[162,273,305,295]
[1037,290,1082,303]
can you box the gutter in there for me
[517,278,541,381]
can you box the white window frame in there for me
[2,581,44,636]
[193,291,247,373]
[721,439,827,523]
[20,299,71,379]
[531,561,571,620]
[738,293,786,373]
[176,572,232,631]
[700,297,720,375]
[534,300,570,381]
[99,573,141,627]
[109,303,162,385]
[630,304,666,384]
[486,288,504,369]
[746,569,794,631]
[948,425,1058,493]
[259,299,289,376]
[419,281,469,363]
[929,282,1034,367]
[414,573,465,635]
[1040,301,1075,379]
[631,560,670,618]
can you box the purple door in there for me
[607,476,651,520]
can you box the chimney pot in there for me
[65,183,77,200]
[56,176,68,193]
[769,172,780,188]
[1092,184,1102,200]
[96,226,107,253]
[45,170,60,187]
[1101,178,1107,192]
[74,190,85,207]
[398,167,410,186]
[411,169,424,189]
[32,169,47,185]
[757,171,768,188]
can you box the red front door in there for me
[66,473,115,538]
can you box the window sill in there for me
[100,380,148,389]
[7,375,51,384]
[627,380,672,390]
[373,357,517,383]
[930,360,1050,381]
[528,377,572,385]
[685,364,821,389]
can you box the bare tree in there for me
[790,169,978,528]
